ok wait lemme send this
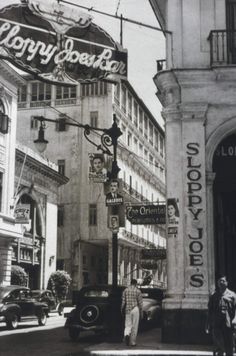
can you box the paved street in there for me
[0,313,215,356]
[0,313,105,356]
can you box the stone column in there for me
[162,106,184,305]
[0,240,12,286]
[162,102,210,344]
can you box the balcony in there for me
[208,30,236,66]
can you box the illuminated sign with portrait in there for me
[0,0,128,85]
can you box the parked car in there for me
[31,289,57,313]
[0,285,49,330]
[65,284,164,341]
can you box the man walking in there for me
[206,276,236,356]
[121,279,143,347]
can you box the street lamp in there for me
[34,119,48,153]
[33,114,122,288]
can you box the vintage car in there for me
[0,285,49,330]
[65,285,164,341]
[31,289,57,313]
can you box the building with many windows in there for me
[17,77,166,290]
[0,61,24,285]
[14,143,68,289]
[150,0,236,345]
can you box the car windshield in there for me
[32,291,40,297]
[83,290,109,297]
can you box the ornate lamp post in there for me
[33,114,122,289]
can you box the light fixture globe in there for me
[34,124,48,153]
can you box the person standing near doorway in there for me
[121,279,143,347]
[206,276,236,356]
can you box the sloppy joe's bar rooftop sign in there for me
[0,0,128,85]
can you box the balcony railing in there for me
[208,30,236,66]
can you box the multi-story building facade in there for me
[14,143,68,289]
[17,78,166,290]
[0,61,25,286]
[150,0,236,344]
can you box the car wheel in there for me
[38,311,47,326]
[6,313,18,330]
[69,327,80,341]
[80,305,99,324]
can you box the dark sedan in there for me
[0,285,49,329]
[31,289,57,312]
[65,285,164,341]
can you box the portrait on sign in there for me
[88,153,108,183]
[167,198,179,225]
[109,215,119,231]
[105,179,123,206]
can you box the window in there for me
[134,137,138,152]
[121,85,126,113]
[128,93,132,119]
[57,205,64,227]
[133,102,138,127]
[114,83,120,104]
[160,136,164,157]
[0,172,2,212]
[56,85,76,99]
[58,160,65,175]
[139,143,143,158]
[90,111,98,127]
[144,149,148,165]
[30,116,38,130]
[154,130,159,150]
[149,122,154,145]
[129,175,132,194]
[149,154,154,170]
[31,82,51,102]
[81,82,107,97]
[139,109,143,132]
[18,85,27,102]
[56,114,67,131]
[89,204,97,226]
[144,115,148,138]
[127,132,132,146]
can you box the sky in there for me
[1,0,165,126]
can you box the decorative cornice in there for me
[15,148,69,186]
[180,102,209,123]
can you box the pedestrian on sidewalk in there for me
[206,276,236,356]
[121,279,143,347]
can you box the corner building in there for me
[150,0,236,344]
[17,78,166,290]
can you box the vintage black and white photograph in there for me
[1,0,236,355]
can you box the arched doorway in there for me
[12,193,43,289]
[213,133,236,290]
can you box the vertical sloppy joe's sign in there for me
[0,0,128,85]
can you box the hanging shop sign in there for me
[141,248,166,260]
[126,204,166,225]
[140,260,158,270]
[0,0,128,85]
[14,204,30,224]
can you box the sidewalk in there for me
[84,328,215,356]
